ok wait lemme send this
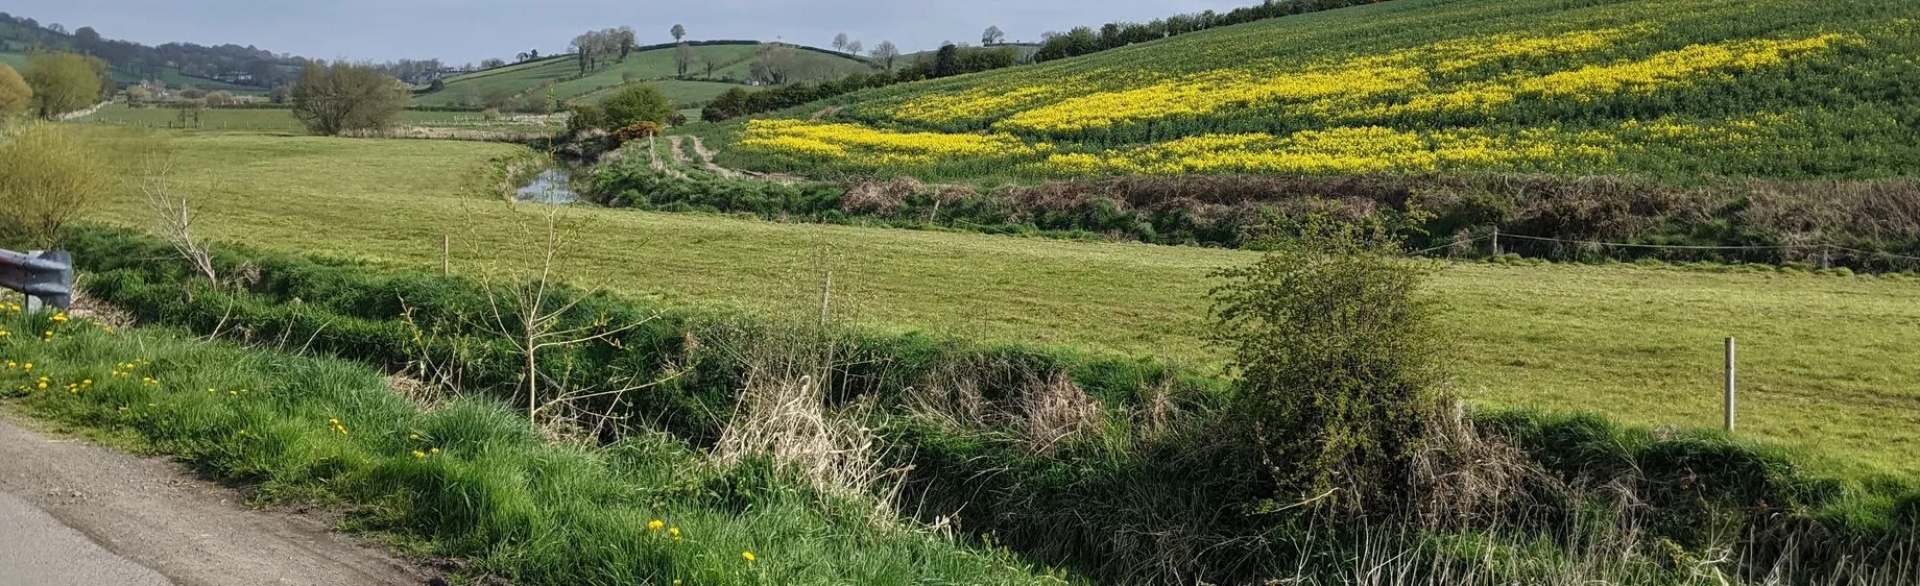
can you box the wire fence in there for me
[1408,230,1920,271]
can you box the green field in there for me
[417,45,872,108]
[0,50,22,70]
[71,103,564,134]
[718,0,1920,180]
[73,126,1920,478]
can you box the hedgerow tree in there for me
[23,52,101,118]
[0,123,110,249]
[1208,215,1449,513]
[601,84,671,130]
[0,63,30,117]
[289,61,407,135]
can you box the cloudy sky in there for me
[14,0,1255,64]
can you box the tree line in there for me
[1,11,304,88]
[1033,0,1403,62]
[0,50,115,119]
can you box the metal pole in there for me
[1724,337,1737,434]
[442,235,450,276]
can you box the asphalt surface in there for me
[0,490,173,586]
[0,413,434,586]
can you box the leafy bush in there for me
[0,63,30,118]
[600,84,671,130]
[1209,216,1448,511]
[0,123,110,248]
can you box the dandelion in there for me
[411,450,426,459]
[429,447,440,454]
[408,434,420,441]
[669,526,681,540]
[648,519,665,531]
[741,551,756,562]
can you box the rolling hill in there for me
[415,42,875,109]
[716,0,1920,181]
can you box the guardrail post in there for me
[0,249,76,311]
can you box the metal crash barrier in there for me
[0,249,75,311]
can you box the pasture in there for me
[73,126,1920,478]
[415,44,871,108]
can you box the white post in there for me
[1724,337,1737,434]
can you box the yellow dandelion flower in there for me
[648,519,664,531]
[742,551,756,562]
[411,450,426,459]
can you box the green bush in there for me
[601,84,672,130]
[1208,216,1448,511]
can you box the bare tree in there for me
[983,25,1005,45]
[832,32,849,53]
[870,41,900,70]
[845,40,863,58]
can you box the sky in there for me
[9,0,1257,64]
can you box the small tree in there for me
[1208,215,1448,513]
[0,63,30,117]
[674,43,696,78]
[845,40,863,59]
[600,84,671,129]
[0,123,110,249]
[671,24,687,42]
[832,33,850,53]
[288,61,408,135]
[24,51,100,118]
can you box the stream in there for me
[515,168,579,204]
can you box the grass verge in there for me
[0,306,1075,586]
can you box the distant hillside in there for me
[721,0,1920,182]
[415,41,875,109]
[0,13,282,93]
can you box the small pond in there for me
[516,168,579,204]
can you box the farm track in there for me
[687,135,743,178]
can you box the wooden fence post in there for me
[1724,337,1737,433]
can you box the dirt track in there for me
[0,412,437,586]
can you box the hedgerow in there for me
[59,226,1920,584]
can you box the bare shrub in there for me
[711,323,910,515]
[1016,371,1104,455]
[841,177,922,216]
[141,157,217,284]
[1410,401,1549,528]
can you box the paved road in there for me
[0,413,434,586]
[0,490,173,586]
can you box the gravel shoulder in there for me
[0,410,439,586]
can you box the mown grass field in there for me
[716,0,1920,180]
[74,126,1920,478]
[416,45,871,108]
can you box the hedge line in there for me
[593,163,1920,272]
